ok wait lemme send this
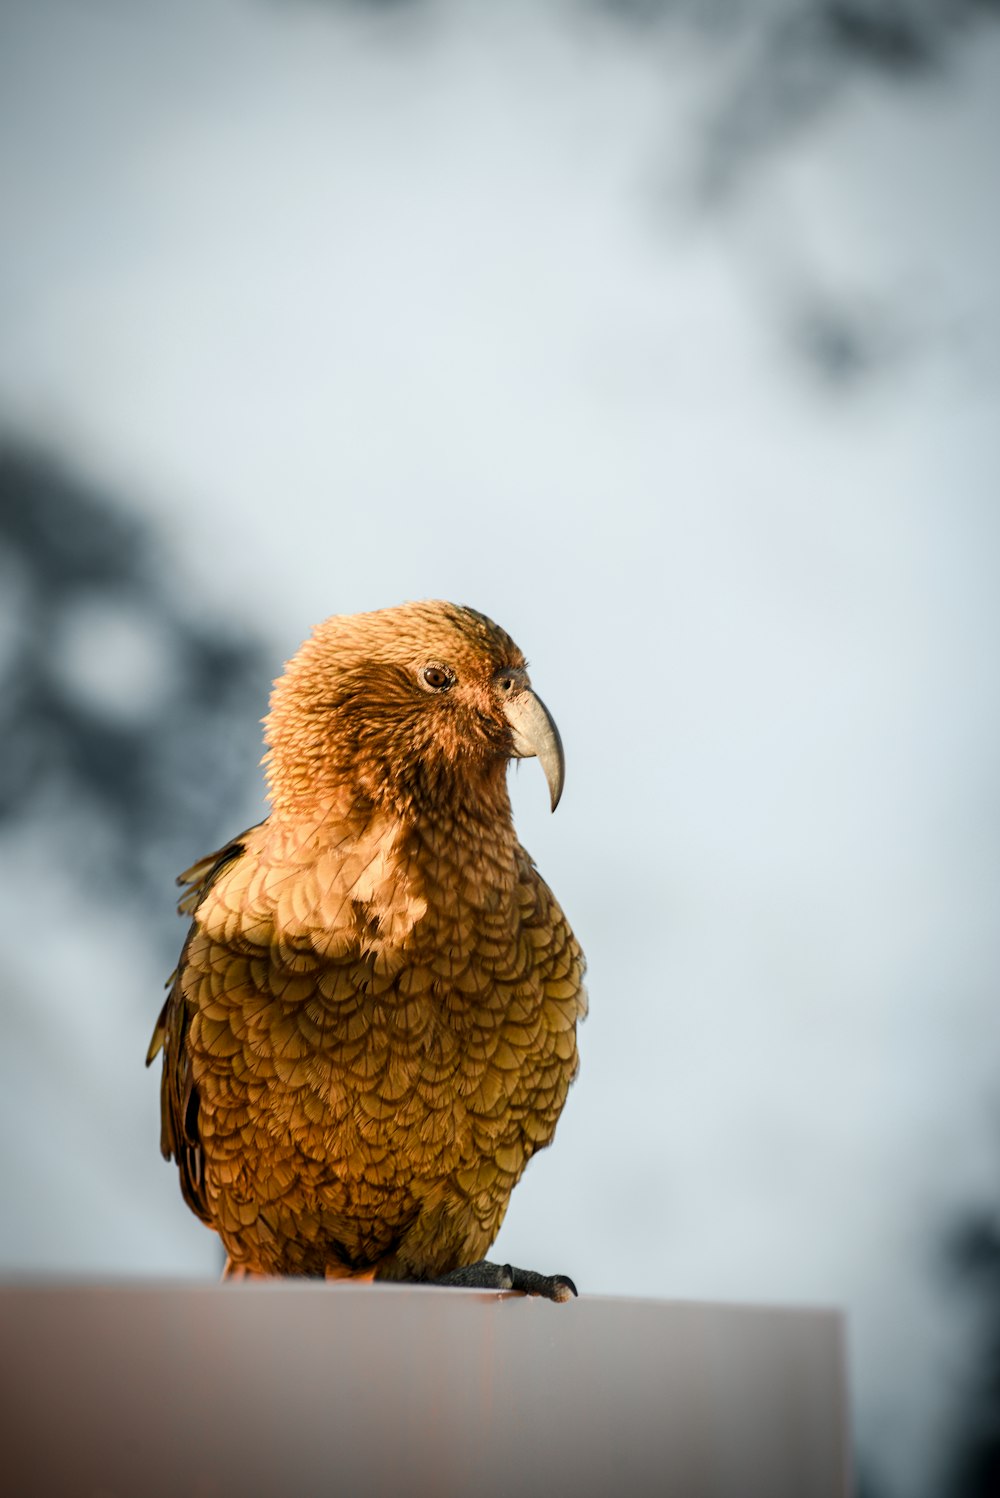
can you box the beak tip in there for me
[503,687,565,814]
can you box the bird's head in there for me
[264,601,564,821]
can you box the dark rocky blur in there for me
[943,1213,1000,1497]
[0,443,270,952]
[692,0,1000,192]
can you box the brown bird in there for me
[148,601,586,1300]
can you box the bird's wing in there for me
[174,825,265,917]
[146,823,265,1224]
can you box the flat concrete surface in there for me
[0,1282,850,1498]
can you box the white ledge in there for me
[0,1282,850,1498]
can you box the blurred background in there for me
[1,1,998,1492]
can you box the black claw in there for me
[507,1266,578,1302]
[431,1259,577,1302]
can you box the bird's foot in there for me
[432,1259,577,1303]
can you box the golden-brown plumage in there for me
[149,602,585,1297]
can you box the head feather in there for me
[264,601,527,820]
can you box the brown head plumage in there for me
[264,600,563,819]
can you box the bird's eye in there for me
[420,663,455,692]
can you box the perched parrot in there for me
[148,601,586,1300]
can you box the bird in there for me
[147,601,586,1300]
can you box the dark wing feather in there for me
[146,824,263,1224]
[175,825,262,916]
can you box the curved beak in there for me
[503,689,565,812]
